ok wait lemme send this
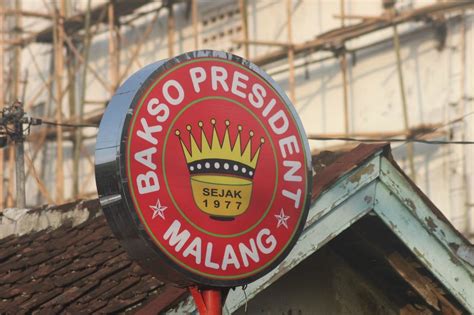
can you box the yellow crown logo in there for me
[175,119,264,220]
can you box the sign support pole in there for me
[203,288,222,315]
[189,286,223,315]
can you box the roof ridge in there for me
[0,199,101,239]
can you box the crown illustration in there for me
[175,119,264,220]
[175,119,264,180]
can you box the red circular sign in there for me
[96,51,311,286]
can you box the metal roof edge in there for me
[375,156,474,312]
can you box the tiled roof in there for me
[0,143,391,313]
[0,215,186,314]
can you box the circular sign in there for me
[95,50,312,287]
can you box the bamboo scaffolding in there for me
[392,23,416,183]
[232,39,291,48]
[53,0,65,204]
[340,54,350,134]
[25,126,50,179]
[192,0,198,50]
[238,0,249,59]
[251,1,474,67]
[63,33,112,93]
[333,14,389,22]
[78,145,95,198]
[35,39,54,205]
[108,1,120,92]
[286,0,295,104]
[118,6,162,84]
[24,3,107,113]
[73,0,92,199]
[23,10,467,144]
[26,46,78,110]
[84,99,108,105]
[24,43,66,181]
[307,123,445,140]
[34,26,54,205]
[123,42,143,70]
[2,0,472,210]
[21,7,466,139]
[24,151,53,204]
[66,42,77,198]
[21,41,57,184]
[339,0,350,135]
[167,3,174,58]
[12,0,151,46]
[25,46,53,106]
[459,12,471,235]
[0,9,52,19]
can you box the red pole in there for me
[202,289,222,315]
[189,286,223,315]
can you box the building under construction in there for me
[0,0,473,240]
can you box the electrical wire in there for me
[309,110,474,145]
[308,136,474,145]
[9,109,474,144]
[41,120,98,128]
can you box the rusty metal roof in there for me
[311,143,388,199]
[0,143,472,313]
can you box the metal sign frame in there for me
[95,50,312,287]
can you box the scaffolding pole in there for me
[108,1,120,92]
[73,0,92,199]
[339,0,350,135]
[286,0,295,104]
[119,7,161,84]
[192,0,198,50]
[53,0,66,204]
[239,0,249,59]
[393,24,416,183]
[167,2,174,57]
[67,41,78,198]
[459,12,471,235]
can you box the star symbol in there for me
[274,208,290,229]
[149,199,167,220]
